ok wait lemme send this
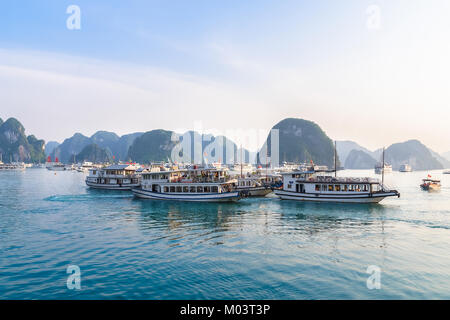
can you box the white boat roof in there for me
[104,164,137,170]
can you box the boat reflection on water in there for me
[132,197,390,251]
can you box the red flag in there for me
[47,156,51,162]
[55,157,59,163]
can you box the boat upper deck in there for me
[281,170,381,185]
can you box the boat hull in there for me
[132,188,240,202]
[238,187,273,197]
[420,185,440,192]
[274,190,399,203]
[46,167,66,171]
[86,181,140,190]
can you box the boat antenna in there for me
[334,140,337,178]
[382,147,385,187]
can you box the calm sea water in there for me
[0,169,449,299]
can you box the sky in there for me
[1,0,450,153]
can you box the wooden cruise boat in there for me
[85,164,141,190]
[132,165,240,202]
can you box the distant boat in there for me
[86,164,141,190]
[0,161,26,171]
[443,170,450,174]
[420,177,441,191]
[375,163,392,174]
[46,163,66,171]
[236,175,273,197]
[399,164,412,172]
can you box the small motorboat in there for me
[420,177,441,191]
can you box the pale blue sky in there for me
[1,1,450,152]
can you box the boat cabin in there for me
[280,170,383,194]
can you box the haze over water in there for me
[1,169,449,299]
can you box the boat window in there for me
[212,186,218,193]
[176,186,182,193]
[322,185,327,191]
[343,185,348,192]
[363,185,368,192]
[204,186,211,193]
[164,186,169,192]
[292,174,295,178]
[183,186,188,193]
[335,185,341,192]
[328,185,333,191]
[170,186,175,193]
[93,170,96,175]
[197,186,203,192]
[356,185,361,192]
[190,186,196,192]
[315,185,320,191]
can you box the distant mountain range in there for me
[3,115,449,169]
[0,117,45,163]
[46,118,339,166]
[336,141,376,165]
[338,139,450,170]
[50,131,144,163]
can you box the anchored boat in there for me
[85,164,141,190]
[274,144,400,203]
[375,163,392,174]
[132,165,240,202]
[399,164,412,172]
[0,161,26,171]
[236,175,273,197]
[274,168,400,203]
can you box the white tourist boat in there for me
[76,161,99,173]
[0,161,26,171]
[236,175,273,197]
[375,163,392,174]
[275,146,399,203]
[274,167,400,203]
[399,164,412,172]
[132,165,240,202]
[85,164,141,190]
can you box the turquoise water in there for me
[0,169,449,299]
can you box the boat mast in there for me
[240,144,243,178]
[382,147,385,186]
[334,140,337,177]
[265,140,268,182]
